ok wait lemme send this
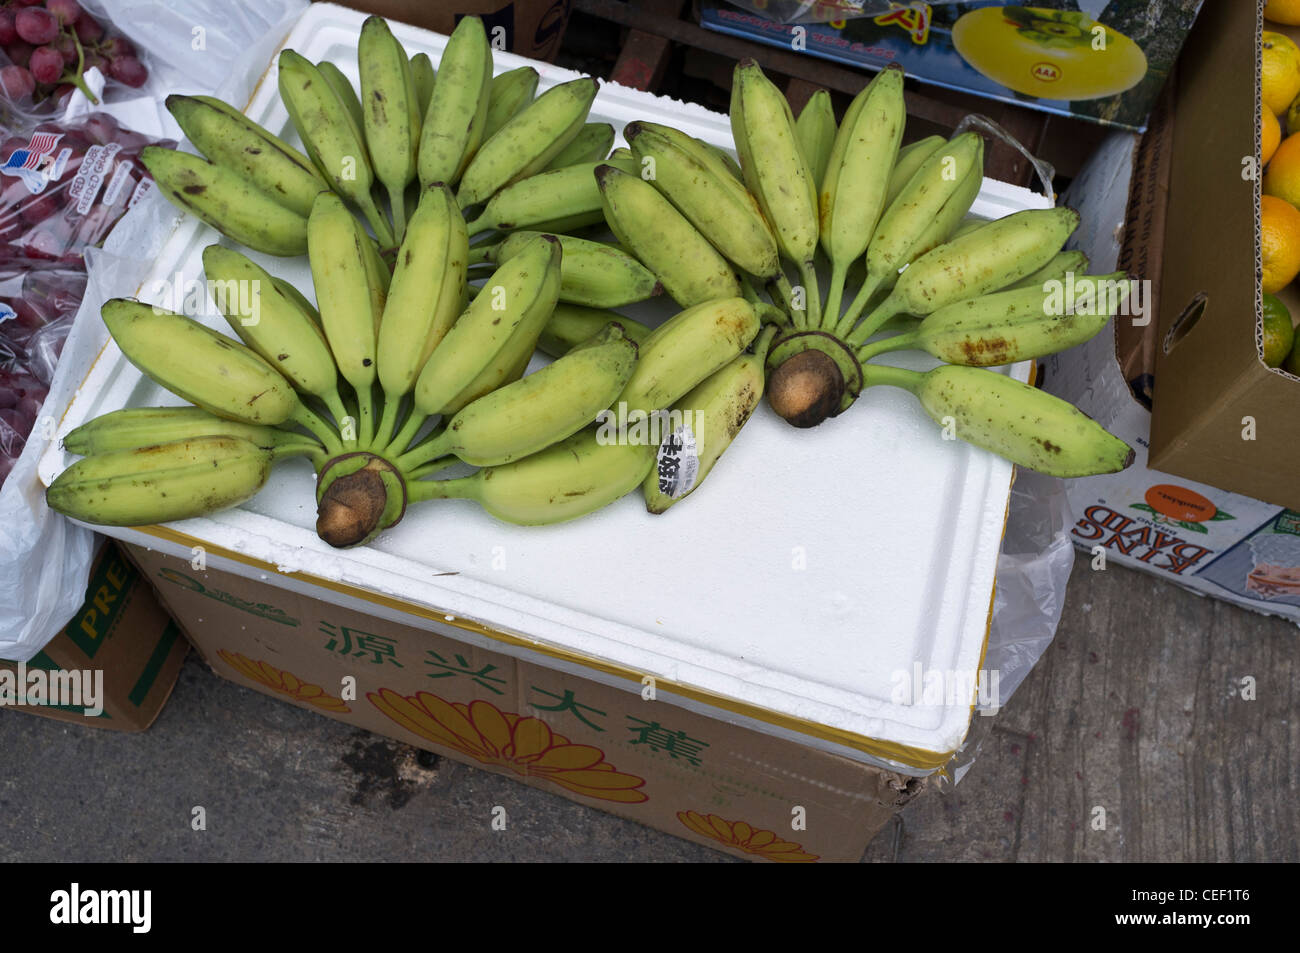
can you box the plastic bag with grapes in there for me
[0,264,85,487]
[0,109,169,264]
[0,0,149,111]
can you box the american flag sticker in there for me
[1,131,66,195]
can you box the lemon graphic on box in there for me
[952,6,1147,101]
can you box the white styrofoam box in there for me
[40,3,1052,773]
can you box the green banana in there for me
[63,406,320,461]
[410,52,436,118]
[359,15,420,238]
[398,324,638,469]
[278,49,392,246]
[464,155,636,236]
[883,135,946,208]
[595,163,741,309]
[642,324,775,514]
[543,122,615,171]
[538,305,652,358]
[46,436,276,527]
[457,78,599,208]
[837,132,984,335]
[856,273,1128,366]
[412,234,561,417]
[817,64,905,324]
[853,207,1081,342]
[271,277,321,326]
[472,230,661,308]
[409,428,654,526]
[731,60,820,326]
[483,66,539,141]
[624,120,780,283]
[418,15,492,189]
[617,297,760,417]
[164,95,327,218]
[866,363,1133,477]
[308,192,383,445]
[900,160,985,267]
[794,89,835,194]
[140,147,308,257]
[1004,250,1090,291]
[316,61,366,146]
[101,299,320,435]
[201,245,349,426]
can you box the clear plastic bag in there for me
[724,0,967,26]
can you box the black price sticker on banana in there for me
[656,424,700,500]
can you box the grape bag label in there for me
[656,424,700,499]
[128,177,154,209]
[68,143,123,215]
[102,159,135,207]
[0,131,66,195]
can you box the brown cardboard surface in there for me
[325,0,572,61]
[0,540,188,731]
[1149,0,1300,509]
[123,542,922,863]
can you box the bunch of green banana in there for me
[418,15,492,189]
[469,230,661,308]
[457,77,599,208]
[279,49,393,246]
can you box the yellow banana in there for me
[538,305,652,358]
[418,15,492,188]
[472,230,661,308]
[883,135,946,208]
[359,15,420,239]
[542,122,615,171]
[464,154,636,236]
[410,52,436,118]
[63,406,320,461]
[483,66,539,141]
[794,89,836,194]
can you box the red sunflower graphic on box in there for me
[217,650,352,712]
[368,688,649,804]
[677,810,819,862]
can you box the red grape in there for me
[28,45,63,84]
[4,41,34,67]
[82,49,106,72]
[109,55,147,88]
[73,14,103,44]
[19,193,61,226]
[0,389,16,411]
[53,32,77,65]
[102,36,135,59]
[14,8,58,45]
[0,11,16,46]
[14,0,47,7]
[47,0,83,27]
[0,64,35,99]
[82,113,120,144]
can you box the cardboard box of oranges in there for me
[1143,0,1300,511]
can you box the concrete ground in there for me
[2,557,1295,862]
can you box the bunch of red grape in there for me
[0,112,164,264]
[0,0,148,108]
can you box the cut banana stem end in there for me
[315,452,407,548]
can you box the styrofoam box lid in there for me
[39,3,1050,774]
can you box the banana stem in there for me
[356,385,376,449]
[407,476,477,504]
[395,430,451,473]
[289,403,343,455]
[822,260,848,333]
[862,362,925,394]
[464,215,489,238]
[407,459,460,480]
[467,244,496,266]
[752,323,779,364]
[848,289,908,348]
[836,271,885,339]
[358,193,396,249]
[387,184,408,245]
[797,259,822,331]
[773,273,805,330]
[385,405,430,456]
[755,302,789,326]
[374,393,402,452]
[855,329,920,364]
[271,442,328,468]
[321,390,356,449]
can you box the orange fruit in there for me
[1263,32,1300,115]
[1265,103,1282,164]
[1263,131,1300,205]
[1266,0,1300,26]
[1261,195,1300,293]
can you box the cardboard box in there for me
[324,0,572,61]
[123,543,924,863]
[1038,8,1300,628]
[0,539,188,730]
[699,0,1203,133]
[1146,0,1300,511]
